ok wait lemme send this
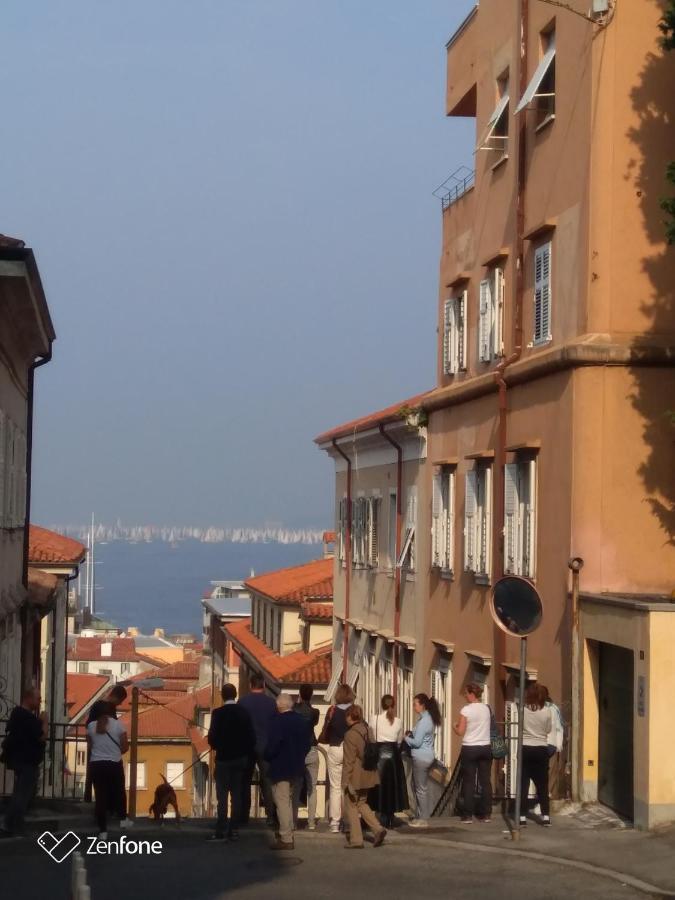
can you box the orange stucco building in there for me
[317,0,674,829]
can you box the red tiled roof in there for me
[28,525,87,565]
[66,673,111,721]
[68,637,143,662]
[27,569,58,607]
[224,618,331,686]
[300,601,333,622]
[117,690,187,713]
[314,391,433,444]
[245,559,332,608]
[119,686,211,740]
[322,531,336,543]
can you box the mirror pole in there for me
[512,636,527,840]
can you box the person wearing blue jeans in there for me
[404,693,442,827]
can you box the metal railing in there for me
[432,165,475,211]
[0,719,89,801]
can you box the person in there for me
[264,693,311,850]
[87,702,129,838]
[453,682,492,824]
[84,684,128,806]
[520,682,553,827]
[320,683,355,833]
[239,673,278,825]
[542,685,565,798]
[368,694,407,827]
[292,684,320,830]
[0,687,47,837]
[342,704,386,849]
[207,683,256,842]
[404,693,441,828]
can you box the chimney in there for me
[101,641,113,658]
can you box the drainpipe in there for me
[492,0,528,713]
[379,424,403,701]
[332,439,352,680]
[568,557,584,802]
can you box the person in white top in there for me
[520,682,553,827]
[368,695,408,828]
[86,709,129,838]
[453,682,492,824]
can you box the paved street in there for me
[0,820,667,900]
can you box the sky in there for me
[3,1,475,530]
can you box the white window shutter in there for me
[534,242,552,344]
[523,460,537,578]
[464,470,478,572]
[367,497,379,567]
[493,267,505,357]
[457,291,467,370]
[337,498,345,562]
[445,470,455,571]
[479,466,492,577]
[443,299,454,375]
[504,463,520,574]
[0,411,5,528]
[431,473,442,567]
[479,279,492,362]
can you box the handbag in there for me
[362,722,379,772]
[317,705,334,745]
[489,706,508,760]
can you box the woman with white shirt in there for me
[86,709,129,839]
[404,693,441,828]
[368,695,408,827]
[453,682,492,823]
[520,682,553,827]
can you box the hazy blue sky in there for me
[3,1,474,529]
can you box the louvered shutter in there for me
[443,299,454,375]
[493,267,505,357]
[337,498,345,562]
[480,466,492,577]
[18,432,27,524]
[431,472,443,567]
[324,666,341,702]
[445,469,455,571]
[457,291,467,370]
[504,463,520,574]
[523,460,537,578]
[367,497,379,567]
[0,410,5,528]
[534,242,552,344]
[464,470,478,571]
[351,498,358,565]
[6,422,16,528]
[479,279,492,362]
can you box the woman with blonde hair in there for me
[520,682,553,827]
[342,705,386,849]
[368,694,407,827]
[319,683,355,833]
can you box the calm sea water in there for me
[89,540,320,637]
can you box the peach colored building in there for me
[317,0,675,829]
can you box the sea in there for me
[87,539,321,638]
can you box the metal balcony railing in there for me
[432,165,475,211]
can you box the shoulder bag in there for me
[488,706,508,760]
[317,705,335,745]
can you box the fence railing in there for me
[0,719,89,801]
[432,166,475,211]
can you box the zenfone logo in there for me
[37,830,81,863]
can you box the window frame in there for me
[504,456,537,579]
[431,466,456,574]
[533,241,552,345]
[463,463,492,581]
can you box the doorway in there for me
[597,642,634,820]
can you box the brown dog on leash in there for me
[149,774,181,822]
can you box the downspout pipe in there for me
[492,0,528,714]
[332,439,352,681]
[379,424,403,702]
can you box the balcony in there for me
[433,166,475,211]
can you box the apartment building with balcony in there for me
[317,1,675,828]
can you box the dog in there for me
[149,774,181,823]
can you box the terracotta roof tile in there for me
[125,660,200,682]
[314,391,433,444]
[224,618,331,687]
[68,637,144,663]
[300,601,334,622]
[66,673,111,721]
[245,559,332,607]
[28,525,87,565]
[119,686,211,739]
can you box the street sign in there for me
[490,575,543,636]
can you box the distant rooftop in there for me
[202,595,251,617]
[133,635,181,649]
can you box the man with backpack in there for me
[0,687,47,837]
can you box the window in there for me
[78,662,89,674]
[337,497,348,564]
[165,762,184,789]
[347,630,369,689]
[376,642,394,700]
[120,662,130,674]
[397,649,415,733]
[351,497,367,567]
[515,28,556,127]
[430,662,452,764]
[387,491,397,568]
[362,637,377,722]
[504,458,537,579]
[127,761,146,790]
[397,487,417,571]
[472,666,490,707]
[463,464,492,580]
[478,267,505,362]
[480,71,509,163]
[432,466,456,573]
[0,414,27,530]
[442,291,467,375]
[533,242,552,344]
[76,750,86,767]
[365,497,379,568]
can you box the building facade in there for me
[316,0,675,828]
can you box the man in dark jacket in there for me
[264,693,311,850]
[207,683,256,842]
[293,684,320,830]
[239,673,277,825]
[0,687,47,837]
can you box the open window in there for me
[515,29,556,128]
[478,266,505,362]
[396,488,417,571]
[479,71,509,166]
[442,290,468,376]
[504,456,537,579]
[463,463,492,581]
[432,466,456,574]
